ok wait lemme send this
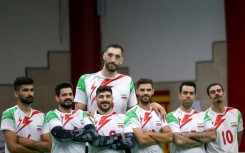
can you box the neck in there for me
[97,108,113,115]
[17,102,32,116]
[138,102,151,111]
[211,102,225,113]
[180,106,193,113]
[58,106,72,113]
[100,67,118,78]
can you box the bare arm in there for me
[172,132,202,147]
[150,102,166,120]
[75,102,87,111]
[238,130,243,148]
[181,128,216,143]
[17,133,51,152]
[145,125,173,143]
[133,127,157,145]
[3,130,40,153]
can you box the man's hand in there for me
[17,136,34,147]
[85,110,94,118]
[150,102,166,120]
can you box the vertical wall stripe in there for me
[69,0,101,87]
[225,0,245,151]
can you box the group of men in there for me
[0,43,244,153]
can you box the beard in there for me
[105,62,119,72]
[20,95,34,104]
[98,101,112,112]
[60,99,73,109]
[214,96,222,103]
[139,95,151,104]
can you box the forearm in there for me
[9,144,40,153]
[25,140,51,152]
[173,133,202,147]
[51,126,75,142]
[183,129,216,143]
[89,133,122,147]
[51,124,98,142]
[110,132,135,150]
[147,131,173,143]
[135,132,157,145]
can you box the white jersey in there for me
[205,107,243,153]
[43,109,94,153]
[1,105,45,153]
[89,111,133,153]
[126,105,168,153]
[166,108,214,153]
[74,72,137,114]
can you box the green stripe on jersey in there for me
[166,112,179,124]
[204,110,211,122]
[238,110,243,123]
[1,106,18,123]
[77,73,95,92]
[129,79,135,93]
[125,107,138,125]
[44,110,59,124]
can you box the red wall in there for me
[225,0,245,151]
[69,0,101,87]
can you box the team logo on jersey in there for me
[37,125,42,131]
[121,94,127,99]
[117,123,124,128]
[230,122,238,127]
[197,123,204,128]
[155,121,161,126]
[179,111,198,128]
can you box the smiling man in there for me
[88,86,135,153]
[126,78,172,153]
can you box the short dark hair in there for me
[179,81,196,93]
[207,83,224,96]
[136,78,153,89]
[105,43,124,53]
[55,82,73,96]
[14,77,33,91]
[96,86,112,96]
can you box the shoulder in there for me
[32,109,44,115]
[166,109,179,123]
[44,110,59,123]
[2,105,18,120]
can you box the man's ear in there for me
[55,96,59,102]
[13,91,18,98]
[103,52,106,61]
[119,57,123,65]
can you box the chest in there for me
[95,115,124,135]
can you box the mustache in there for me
[101,101,110,104]
[64,98,73,102]
[26,96,33,99]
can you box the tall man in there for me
[205,83,243,153]
[126,78,172,153]
[74,43,165,117]
[43,82,98,153]
[1,77,51,153]
[167,81,216,153]
[89,86,135,153]
[74,43,137,113]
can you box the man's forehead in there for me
[106,48,122,54]
[20,84,33,89]
[98,91,112,96]
[209,85,222,90]
[138,84,152,89]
